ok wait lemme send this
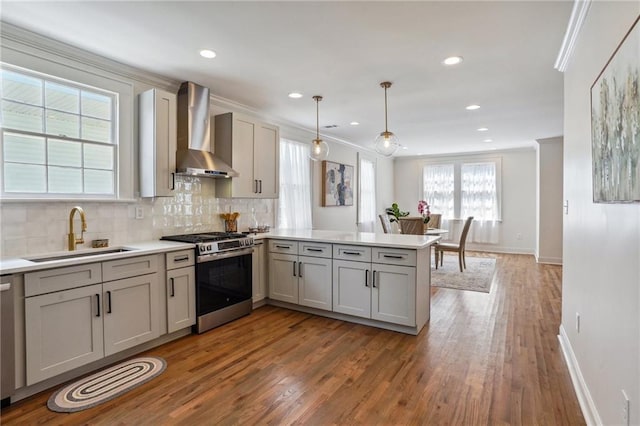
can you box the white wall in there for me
[536,137,564,264]
[561,2,639,425]
[394,149,537,253]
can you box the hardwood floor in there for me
[0,253,585,425]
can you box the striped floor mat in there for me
[47,356,166,413]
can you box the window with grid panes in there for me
[1,66,117,196]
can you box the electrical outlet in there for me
[622,390,630,426]
[576,312,580,333]
[135,207,144,220]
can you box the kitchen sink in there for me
[27,247,135,263]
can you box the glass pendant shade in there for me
[374,81,399,157]
[310,138,329,161]
[309,95,329,161]
[374,131,398,157]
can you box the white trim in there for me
[558,325,602,426]
[464,245,534,255]
[535,255,563,265]
[554,0,593,72]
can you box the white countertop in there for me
[0,240,194,275]
[254,229,440,249]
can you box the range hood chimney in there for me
[176,81,238,177]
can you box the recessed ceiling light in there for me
[483,138,493,143]
[401,145,408,150]
[443,56,463,66]
[199,49,216,59]
[350,121,360,126]
[477,127,489,132]
[288,92,303,99]
[465,104,481,110]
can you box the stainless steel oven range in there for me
[161,232,254,334]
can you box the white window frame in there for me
[422,157,502,221]
[357,152,377,232]
[0,46,134,201]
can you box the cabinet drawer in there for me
[166,250,195,269]
[299,242,332,258]
[102,255,158,282]
[372,247,416,267]
[333,245,372,262]
[25,263,102,297]
[269,240,298,254]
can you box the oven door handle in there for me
[197,247,255,262]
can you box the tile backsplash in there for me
[0,176,275,258]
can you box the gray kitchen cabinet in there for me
[102,273,160,356]
[268,240,332,310]
[333,245,417,327]
[24,255,162,385]
[166,250,196,333]
[25,283,104,386]
[139,88,177,198]
[214,112,279,198]
[252,241,267,305]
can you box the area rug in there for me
[47,356,166,413]
[431,256,496,293]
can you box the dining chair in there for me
[399,217,424,235]
[435,216,474,272]
[427,213,442,229]
[379,214,393,234]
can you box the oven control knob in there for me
[207,244,212,252]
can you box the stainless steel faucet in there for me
[68,206,87,251]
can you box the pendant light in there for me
[374,81,399,157]
[310,95,329,161]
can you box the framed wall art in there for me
[322,160,354,206]
[591,15,640,203]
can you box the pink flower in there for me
[418,200,430,215]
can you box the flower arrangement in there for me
[418,200,431,224]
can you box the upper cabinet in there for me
[139,88,177,198]
[214,112,279,198]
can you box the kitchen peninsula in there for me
[258,229,440,336]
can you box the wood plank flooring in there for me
[0,253,585,425]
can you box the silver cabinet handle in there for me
[298,261,302,278]
[0,283,11,292]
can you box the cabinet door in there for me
[252,242,267,303]
[332,260,371,319]
[25,284,104,385]
[371,264,416,326]
[254,122,279,198]
[268,253,298,304]
[139,88,176,198]
[231,116,257,197]
[298,256,332,311]
[103,274,160,356]
[167,267,196,333]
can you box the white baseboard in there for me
[465,244,534,255]
[558,325,602,426]
[536,255,563,265]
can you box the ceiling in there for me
[0,1,572,157]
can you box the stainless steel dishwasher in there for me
[1,275,15,406]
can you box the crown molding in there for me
[554,0,592,72]
[0,21,179,90]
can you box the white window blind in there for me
[1,66,117,196]
[461,162,499,220]
[357,155,376,232]
[423,163,455,219]
[277,138,312,229]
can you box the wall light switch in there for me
[563,200,569,215]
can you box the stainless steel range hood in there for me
[176,81,238,178]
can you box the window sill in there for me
[0,197,138,204]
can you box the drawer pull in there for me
[293,261,297,277]
[276,245,291,249]
[173,255,189,262]
[96,294,101,317]
[106,291,112,314]
[305,248,323,252]
[298,262,303,278]
[372,270,377,288]
[343,251,361,256]
[365,270,369,287]
[170,277,175,297]
[383,255,404,259]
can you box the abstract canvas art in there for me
[591,16,640,203]
[322,160,354,206]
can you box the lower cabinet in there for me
[166,266,196,333]
[252,242,267,303]
[333,260,416,326]
[269,252,332,311]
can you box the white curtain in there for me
[277,139,312,229]
[461,162,499,244]
[358,157,376,232]
[423,164,455,219]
